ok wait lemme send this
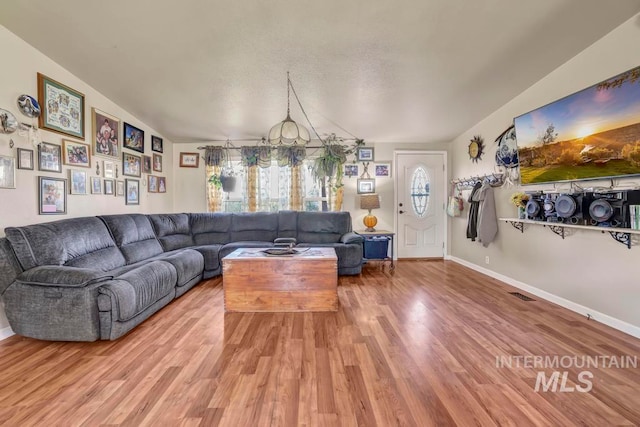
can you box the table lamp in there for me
[360,194,380,232]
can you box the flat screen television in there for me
[515,66,640,185]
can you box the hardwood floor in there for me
[0,260,638,426]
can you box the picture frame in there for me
[37,73,85,140]
[142,155,152,174]
[357,178,375,194]
[344,164,358,177]
[375,162,391,177]
[17,148,34,170]
[123,152,141,177]
[123,122,144,153]
[103,160,115,178]
[38,142,62,173]
[90,176,102,194]
[116,180,125,197]
[357,147,375,162]
[0,155,16,189]
[92,108,120,159]
[153,154,162,172]
[158,176,166,193]
[179,152,199,168]
[69,169,87,195]
[104,179,114,195]
[148,175,158,193]
[39,176,67,214]
[151,135,163,153]
[62,139,91,168]
[125,179,140,205]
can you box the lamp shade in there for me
[268,114,310,145]
[360,194,380,211]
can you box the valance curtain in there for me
[205,147,225,212]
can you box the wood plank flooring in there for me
[0,260,638,426]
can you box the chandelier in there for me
[268,72,311,146]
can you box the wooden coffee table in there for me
[222,247,338,312]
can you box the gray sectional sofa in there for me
[0,211,363,341]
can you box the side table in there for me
[356,230,395,271]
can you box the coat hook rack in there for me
[451,172,504,190]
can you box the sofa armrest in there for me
[340,232,364,244]
[17,266,113,288]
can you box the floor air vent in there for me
[509,292,535,302]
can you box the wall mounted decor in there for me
[344,164,358,177]
[179,152,199,168]
[357,178,375,194]
[516,65,640,185]
[92,108,120,158]
[103,161,115,178]
[90,176,102,194]
[125,179,140,205]
[151,136,163,153]
[104,179,114,195]
[148,175,158,192]
[0,108,18,134]
[142,155,152,174]
[357,147,374,162]
[123,122,144,153]
[62,139,91,168]
[17,95,41,118]
[158,176,166,193]
[69,169,87,195]
[375,162,391,177]
[468,135,484,162]
[115,180,125,197]
[123,152,141,177]
[38,142,62,173]
[17,148,34,170]
[153,154,162,172]
[39,176,67,214]
[495,125,518,168]
[37,73,85,139]
[0,155,16,189]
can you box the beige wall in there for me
[0,26,174,330]
[449,14,640,331]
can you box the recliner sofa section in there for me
[0,211,363,341]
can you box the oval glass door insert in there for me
[411,166,430,217]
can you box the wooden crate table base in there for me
[222,247,338,312]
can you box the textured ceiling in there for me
[1,0,640,144]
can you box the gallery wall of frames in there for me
[0,58,170,221]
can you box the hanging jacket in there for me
[473,182,498,247]
[466,181,483,241]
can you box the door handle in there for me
[399,210,405,214]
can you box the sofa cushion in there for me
[297,212,352,244]
[230,212,278,242]
[0,238,21,295]
[156,249,204,287]
[17,266,113,287]
[148,214,195,251]
[191,245,223,272]
[100,261,176,321]
[190,213,232,245]
[277,210,298,239]
[5,217,125,272]
[100,214,164,264]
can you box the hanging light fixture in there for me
[268,72,310,146]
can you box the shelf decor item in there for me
[360,193,381,231]
[37,73,85,139]
[510,192,530,219]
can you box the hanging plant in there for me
[208,174,222,189]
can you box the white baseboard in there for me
[448,256,640,339]
[0,326,14,341]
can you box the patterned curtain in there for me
[241,146,271,212]
[277,146,306,211]
[205,147,225,212]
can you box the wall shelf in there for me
[499,218,640,249]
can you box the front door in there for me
[394,151,446,258]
